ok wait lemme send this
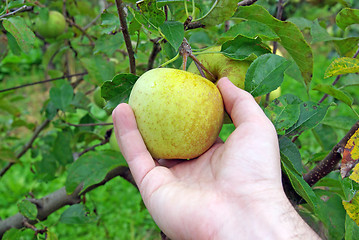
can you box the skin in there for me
[112,77,321,240]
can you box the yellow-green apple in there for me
[128,68,224,159]
[36,11,66,39]
[187,46,253,123]
[187,46,251,89]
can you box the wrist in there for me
[215,191,320,240]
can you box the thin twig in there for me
[115,0,136,75]
[66,18,95,46]
[65,122,113,127]
[304,121,359,186]
[0,119,51,177]
[0,72,87,94]
[77,129,113,157]
[238,0,258,6]
[0,5,33,19]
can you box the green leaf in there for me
[313,84,353,107]
[17,200,37,220]
[324,57,359,79]
[282,162,319,210]
[336,8,359,30]
[197,0,238,27]
[101,73,139,112]
[285,102,330,137]
[279,136,303,175]
[234,5,313,89]
[59,204,97,224]
[94,34,124,56]
[310,19,341,43]
[100,10,119,33]
[333,37,359,57]
[264,94,302,134]
[245,54,290,97]
[345,213,359,240]
[221,35,271,61]
[137,0,166,27]
[2,17,35,53]
[6,32,21,55]
[53,131,74,166]
[81,56,115,86]
[219,20,279,43]
[159,21,184,51]
[49,82,74,112]
[65,150,126,194]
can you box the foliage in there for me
[0,0,359,239]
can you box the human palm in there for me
[113,77,319,240]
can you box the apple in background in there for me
[187,46,251,90]
[187,46,253,123]
[36,11,66,39]
[128,68,224,160]
[109,131,121,152]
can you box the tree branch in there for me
[115,0,136,75]
[147,39,162,70]
[0,72,87,94]
[66,18,95,46]
[304,120,359,186]
[0,5,33,19]
[238,0,258,6]
[0,166,135,237]
[0,119,51,177]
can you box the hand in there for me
[112,77,320,240]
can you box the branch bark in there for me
[304,120,359,186]
[0,72,87,94]
[115,0,136,75]
[238,0,258,6]
[0,166,135,237]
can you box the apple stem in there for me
[179,38,216,80]
[193,61,206,78]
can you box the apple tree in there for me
[0,0,359,239]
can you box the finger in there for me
[112,103,156,187]
[217,77,270,127]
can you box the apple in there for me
[187,46,251,90]
[268,87,281,102]
[187,46,253,123]
[93,87,106,109]
[128,68,224,160]
[36,11,66,39]
[109,131,121,152]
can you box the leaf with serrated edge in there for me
[17,200,38,220]
[234,5,313,89]
[343,192,359,226]
[65,151,126,194]
[159,21,184,50]
[313,84,353,107]
[285,102,330,137]
[336,8,359,30]
[197,0,238,27]
[341,128,359,178]
[245,54,290,97]
[2,17,35,53]
[324,57,359,79]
